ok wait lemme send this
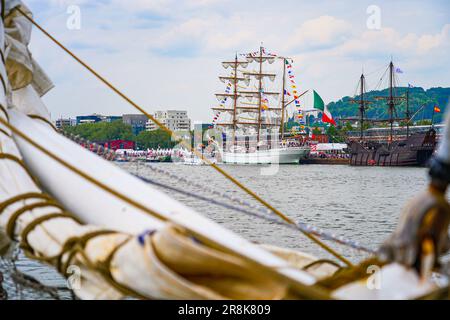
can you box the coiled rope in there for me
[13,7,352,266]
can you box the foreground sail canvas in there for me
[0,0,447,300]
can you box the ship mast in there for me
[359,74,367,140]
[406,89,410,138]
[388,61,395,142]
[257,46,263,145]
[214,47,281,145]
[373,60,407,143]
[280,57,287,139]
[343,73,371,141]
[232,54,238,146]
[213,57,248,142]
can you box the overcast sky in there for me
[25,0,450,122]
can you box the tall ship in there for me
[345,61,437,166]
[211,46,310,164]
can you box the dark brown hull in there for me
[300,158,349,165]
[349,129,436,167]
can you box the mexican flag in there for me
[312,90,336,125]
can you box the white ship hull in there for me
[222,146,310,164]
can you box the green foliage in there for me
[64,120,134,141]
[326,123,353,142]
[328,87,450,124]
[63,121,178,149]
[135,129,177,149]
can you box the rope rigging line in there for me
[132,167,375,254]
[69,140,367,253]
[14,7,352,266]
[373,65,389,92]
[0,116,352,292]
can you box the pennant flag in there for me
[395,67,403,74]
[312,90,336,125]
[434,105,441,113]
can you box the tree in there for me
[64,120,133,141]
[135,129,176,149]
[327,86,450,124]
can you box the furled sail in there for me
[0,1,343,300]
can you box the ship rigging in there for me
[212,46,311,164]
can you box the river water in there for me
[2,163,432,299]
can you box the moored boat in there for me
[344,62,437,167]
[221,144,309,164]
[212,47,312,164]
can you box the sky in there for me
[24,0,450,122]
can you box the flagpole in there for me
[431,106,435,129]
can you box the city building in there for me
[122,114,148,135]
[146,110,191,132]
[55,118,76,129]
[76,114,122,125]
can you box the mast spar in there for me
[374,60,407,143]
[232,54,238,146]
[214,47,283,145]
[280,57,287,139]
[406,89,410,138]
[257,46,263,145]
[359,74,366,140]
[389,61,394,142]
[343,72,372,141]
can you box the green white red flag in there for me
[312,90,336,125]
